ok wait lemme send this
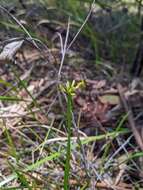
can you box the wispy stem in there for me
[64,93,72,190]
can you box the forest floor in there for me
[0,1,143,190]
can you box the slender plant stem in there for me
[64,93,72,190]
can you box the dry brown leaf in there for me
[86,79,106,89]
[0,40,24,62]
[99,95,120,105]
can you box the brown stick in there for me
[117,84,143,150]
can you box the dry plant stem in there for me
[58,18,70,78]
[0,5,39,50]
[0,9,52,64]
[58,0,95,77]
[117,84,143,150]
[67,0,95,51]
[57,19,70,114]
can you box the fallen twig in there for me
[117,84,143,150]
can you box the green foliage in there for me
[44,0,142,65]
[0,0,141,65]
[60,80,85,189]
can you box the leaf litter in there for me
[0,1,143,189]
